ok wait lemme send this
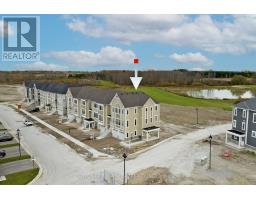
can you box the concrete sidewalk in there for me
[0,159,36,176]
[15,106,110,158]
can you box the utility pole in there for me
[196,108,199,125]
[17,129,21,157]
[209,135,212,169]
[122,153,127,185]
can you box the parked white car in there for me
[24,120,33,126]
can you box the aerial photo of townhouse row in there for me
[0,14,256,185]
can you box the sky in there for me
[0,14,256,72]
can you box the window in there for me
[134,108,137,114]
[134,131,137,136]
[155,105,158,111]
[233,108,237,116]
[155,115,158,122]
[242,122,246,131]
[126,110,129,115]
[252,131,256,138]
[126,133,129,138]
[233,120,236,128]
[134,119,137,126]
[150,118,153,123]
[242,110,246,118]
[146,119,148,124]
[126,121,129,127]
[253,113,256,123]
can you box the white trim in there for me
[233,107,237,116]
[242,121,246,131]
[253,113,256,123]
[245,109,249,145]
[252,131,256,138]
[233,119,237,128]
[242,109,246,118]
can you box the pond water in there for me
[187,89,254,100]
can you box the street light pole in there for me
[122,153,127,185]
[209,135,212,169]
[196,108,199,125]
[17,129,21,157]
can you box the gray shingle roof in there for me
[234,98,256,110]
[69,86,158,107]
[24,80,36,88]
[71,86,117,104]
[24,80,77,94]
[117,92,158,108]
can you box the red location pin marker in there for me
[134,58,139,64]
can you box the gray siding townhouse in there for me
[226,98,256,149]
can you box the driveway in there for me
[0,105,231,184]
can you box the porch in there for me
[83,118,95,131]
[142,126,160,141]
[226,129,246,149]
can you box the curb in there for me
[128,133,183,159]
[10,104,112,159]
[0,117,43,185]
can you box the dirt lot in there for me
[160,103,231,127]
[128,134,256,185]
[0,85,24,103]
[32,110,190,157]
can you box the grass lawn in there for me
[232,85,256,89]
[0,155,31,164]
[0,143,19,148]
[97,80,120,88]
[125,87,234,110]
[0,168,39,185]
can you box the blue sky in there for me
[0,14,256,71]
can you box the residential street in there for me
[0,104,231,184]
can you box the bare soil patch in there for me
[0,84,24,103]
[160,103,231,127]
[128,167,171,185]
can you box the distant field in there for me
[126,87,234,110]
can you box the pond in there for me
[187,89,254,100]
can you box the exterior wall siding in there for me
[246,110,256,147]
[232,107,247,134]
[24,84,161,141]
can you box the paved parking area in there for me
[3,146,26,158]
[0,159,36,176]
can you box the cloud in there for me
[169,52,212,66]
[17,61,67,71]
[66,15,256,54]
[44,46,136,67]
[190,67,208,71]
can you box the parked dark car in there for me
[0,150,6,158]
[0,132,13,142]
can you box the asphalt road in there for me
[0,104,231,184]
[0,159,34,175]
